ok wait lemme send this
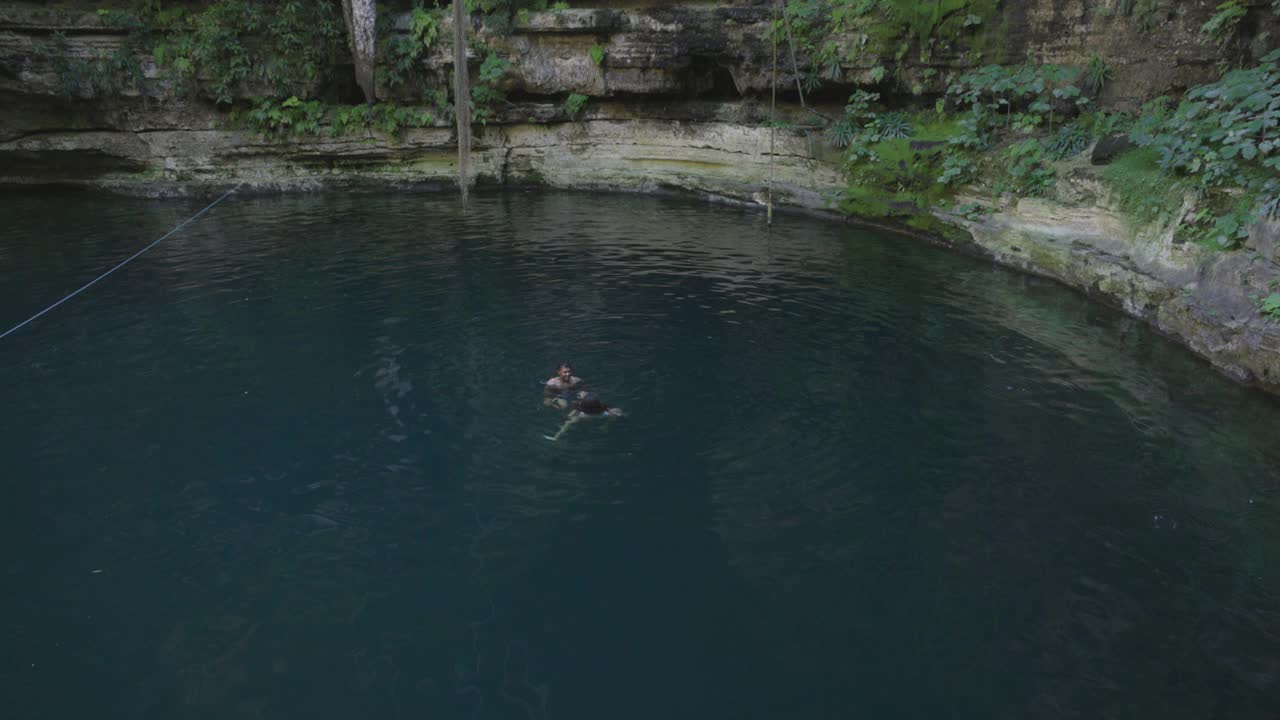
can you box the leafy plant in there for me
[877,0,989,63]
[334,103,434,136]
[237,95,326,135]
[838,115,968,229]
[31,31,147,98]
[589,44,605,66]
[1100,148,1188,228]
[776,0,997,91]
[1085,109,1134,139]
[946,63,1090,136]
[1000,139,1056,196]
[1130,50,1280,197]
[1046,122,1092,159]
[380,3,443,91]
[1126,0,1161,31]
[1085,54,1112,95]
[827,119,858,148]
[148,0,345,105]
[1260,293,1280,321]
[956,201,990,220]
[868,112,915,140]
[563,92,589,116]
[1199,203,1255,248]
[471,52,512,123]
[1201,1,1247,44]
[938,153,977,185]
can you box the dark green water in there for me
[2,190,1278,719]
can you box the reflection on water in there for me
[0,190,1278,720]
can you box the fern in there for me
[1201,1,1247,44]
[1085,54,1112,95]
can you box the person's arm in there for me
[544,411,583,441]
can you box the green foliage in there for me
[997,139,1056,196]
[478,52,510,85]
[1198,200,1256,248]
[235,97,435,138]
[825,89,880,151]
[140,0,344,105]
[379,3,443,91]
[236,95,326,135]
[589,44,605,66]
[332,103,435,136]
[868,111,915,140]
[466,0,581,33]
[563,92,589,116]
[774,0,999,91]
[1100,148,1187,228]
[1201,1,1247,44]
[1083,109,1134,139]
[946,63,1090,137]
[1129,50,1280,217]
[1119,0,1161,31]
[938,153,977,185]
[471,52,511,124]
[878,0,977,62]
[1259,293,1280,321]
[1045,122,1091,159]
[956,201,990,220]
[467,0,555,14]
[839,115,968,226]
[1085,54,1112,95]
[31,31,146,98]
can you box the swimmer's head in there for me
[557,363,573,381]
[575,392,607,415]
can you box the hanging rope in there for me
[767,0,778,227]
[0,183,242,341]
[782,4,808,113]
[453,0,472,201]
[778,0,829,159]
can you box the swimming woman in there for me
[545,391,624,441]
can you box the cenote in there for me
[2,190,1279,719]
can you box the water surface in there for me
[1,190,1278,719]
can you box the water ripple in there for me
[1,190,1279,719]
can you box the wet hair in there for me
[557,362,572,373]
[574,392,608,415]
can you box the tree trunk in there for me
[453,0,472,198]
[342,0,377,103]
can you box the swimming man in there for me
[544,362,583,409]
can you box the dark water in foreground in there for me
[1,190,1278,720]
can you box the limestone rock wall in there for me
[1,1,1279,395]
[939,175,1280,392]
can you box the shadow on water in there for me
[0,189,1278,720]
